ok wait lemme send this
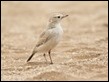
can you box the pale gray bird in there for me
[27,13,68,64]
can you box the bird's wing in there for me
[35,29,53,47]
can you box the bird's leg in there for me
[48,50,53,64]
[43,53,48,63]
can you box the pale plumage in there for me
[27,13,68,64]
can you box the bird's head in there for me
[49,13,68,23]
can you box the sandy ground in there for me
[1,1,108,81]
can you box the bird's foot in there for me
[50,62,53,64]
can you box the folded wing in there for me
[36,29,53,47]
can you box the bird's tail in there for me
[27,52,36,62]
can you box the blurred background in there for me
[1,1,108,81]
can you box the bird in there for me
[27,13,68,64]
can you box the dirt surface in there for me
[1,1,108,81]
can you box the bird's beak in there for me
[62,15,69,19]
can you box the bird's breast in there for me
[51,26,63,43]
[53,26,63,36]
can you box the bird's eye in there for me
[57,16,60,18]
